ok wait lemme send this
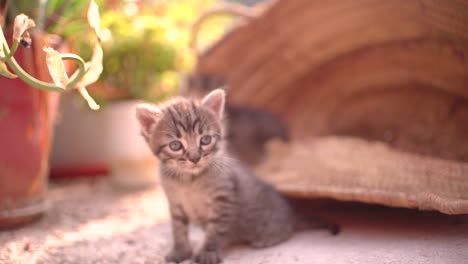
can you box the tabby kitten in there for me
[135,89,336,264]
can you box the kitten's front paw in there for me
[165,247,192,263]
[192,249,222,264]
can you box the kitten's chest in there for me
[166,180,214,225]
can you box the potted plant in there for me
[51,0,227,189]
[0,0,102,228]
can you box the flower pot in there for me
[51,97,160,187]
[102,100,159,190]
[0,32,62,229]
[50,93,110,178]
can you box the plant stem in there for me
[4,45,89,91]
[36,0,48,32]
[61,53,86,89]
[3,39,17,59]
[0,21,7,58]
[0,21,88,92]
[3,44,64,91]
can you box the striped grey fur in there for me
[135,89,296,264]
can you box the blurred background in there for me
[1,0,467,232]
[49,0,268,184]
[1,0,273,228]
[1,1,467,263]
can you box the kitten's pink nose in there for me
[188,154,201,164]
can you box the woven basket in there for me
[189,0,468,214]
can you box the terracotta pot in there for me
[0,32,62,229]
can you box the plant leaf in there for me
[43,47,68,89]
[70,41,103,87]
[0,42,5,57]
[82,42,103,86]
[88,0,101,36]
[78,86,100,110]
[13,14,36,43]
[0,62,17,78]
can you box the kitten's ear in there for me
[201,89,225,118]
[135,103,162,139]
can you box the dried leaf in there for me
[0,61,17,78]
[82,42,103,86]
[71,42,103,87]
[13,14,36,43]
[43,47,68,89]
[78,87,100,110]
[88,0,101,36]
[0,43,5,57]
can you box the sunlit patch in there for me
[124,2,139,17]
[99,28,112,42]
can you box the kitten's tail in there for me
[294,215,340,235]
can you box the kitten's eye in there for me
[169,141,183,151]
[200,135,212,146]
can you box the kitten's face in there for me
[152,104,222,175]
[136,89,225,175]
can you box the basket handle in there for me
[190,3,259,56]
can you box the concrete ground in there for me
[1,178,467,264]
